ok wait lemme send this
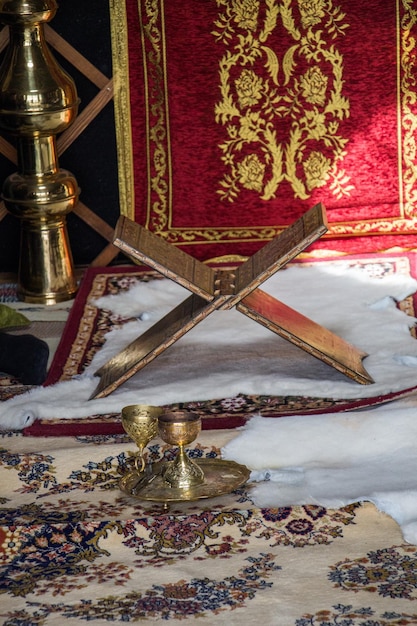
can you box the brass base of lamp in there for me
[16,219,77,304]
[3,167,79,304]
[0,0,80,304]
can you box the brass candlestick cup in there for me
[121,405,163,473]
[158,411,205,489]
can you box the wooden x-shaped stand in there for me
[90,203,373,399]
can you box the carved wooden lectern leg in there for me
[90,203,374,399]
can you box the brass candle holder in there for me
[0,0,79,303]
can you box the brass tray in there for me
[119,458,250,502]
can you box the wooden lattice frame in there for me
[0,25,119,267]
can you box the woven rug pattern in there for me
[1,429,417,624]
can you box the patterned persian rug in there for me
[2,259,417,623]
[110,0,417,259]
[4,251,417,437]
[2,429,417,624]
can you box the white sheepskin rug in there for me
[1,262,417,432]
[222,405,417,545]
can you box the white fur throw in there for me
[222,405,417,544]
[1,263,417,430]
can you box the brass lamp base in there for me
[0,0,79,304]
[17,217,77,304]
[3,165,79,303]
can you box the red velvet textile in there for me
[121,0,417,259]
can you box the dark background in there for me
[0,0,120,272]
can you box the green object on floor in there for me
[0,304,30,330]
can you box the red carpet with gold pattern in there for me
[110,0,417,259]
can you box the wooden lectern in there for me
[90,203,373,399]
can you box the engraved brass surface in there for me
[0,0,79,303]
[120,409,250,502]
[119,458,251,503]
[121,404,163,473]
[92,203,373,399]
[158,411,205,489]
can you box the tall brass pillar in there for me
[0,0,79,303]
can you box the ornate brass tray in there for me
[119,458,250,502]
